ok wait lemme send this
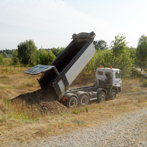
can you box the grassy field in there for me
[0,59,147,146]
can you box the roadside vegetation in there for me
[1,33,147,78]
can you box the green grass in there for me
[72,107,79,114]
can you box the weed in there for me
[4,97,11,107]
[84,105,88,112]
[72,107,79,114]
[27,82,33,87]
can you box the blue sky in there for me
[0,0,147,49]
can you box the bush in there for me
[17,40,37,65]
[0,54,3,64]
[12,50,19,64]
[37,49,56,65]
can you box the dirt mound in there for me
[11,87,68,114]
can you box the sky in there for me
[0,0,147,49]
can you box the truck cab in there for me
[96,68,122,92]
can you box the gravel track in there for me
[25,107,147,147]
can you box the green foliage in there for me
[48,50,56,64]
[12,50,19,63]
[84,106,88,112]
[83,34,133,78]
[72,107,79,114]
[51,47,64,57]
[0,49,14,58]
[17,40,37,65]
[136,35,147,69]
[37,49,56,65]
[112,49,133,78]
[127,47,136,63]
[0,54,3,64]
[94,40,107,50]
[3,52,8,58]
[4,97,10,107]
[111,33,128,56]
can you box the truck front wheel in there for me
[67,97,78,108]
[110,89,116,100]
[79,95,89,106]
[98,91,106,102]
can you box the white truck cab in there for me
[96,67,122,88]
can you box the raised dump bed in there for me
[24,32,96,100]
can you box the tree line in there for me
[0,33,147,78]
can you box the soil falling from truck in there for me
[12,87,68,114]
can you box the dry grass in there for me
[0,64,147,146]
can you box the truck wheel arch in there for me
[97,88,107,96]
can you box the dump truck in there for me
[25,32,122,108]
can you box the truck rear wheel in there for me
[67,97,78,108]
[78,94,89,106]
[98,91,106,102]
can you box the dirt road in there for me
[17,107,147,147]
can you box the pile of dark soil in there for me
[11,87,68,114]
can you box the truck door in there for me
[113,70,121,87]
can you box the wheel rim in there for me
[111,90,116,99]
[99,92,106,101]
[81,95,88,105]
[69,98,77,107]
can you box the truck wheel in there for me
[98,91,106,102]
[79,95,89,106]
[67,97,78,108]
[110,89,116,100]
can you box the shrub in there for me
[0,54,3,64]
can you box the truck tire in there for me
[98,91,106,103]
[110,89,116,100]
[67,96,78,108]
[78,94,89,106]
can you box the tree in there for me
[93,40,107,50]
[111,33,128,56]
[0,54,3,64]
[127,47,136,64]
[136,35,147,69]
[38,49,56,65]
[51,47,64,57]
[111,34,133,77]
[17,40,37,65]
[112,49,133,78]
[47,50,56,64]
[12,50,19,63]
[3,52,8,58]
